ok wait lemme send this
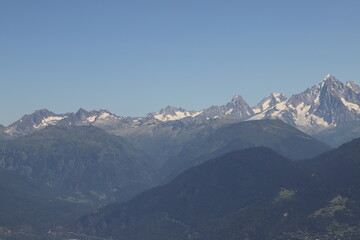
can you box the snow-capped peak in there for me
[252,92,287,113]
[346,81,360,94]
[325,74,334,79]
[250,74,360,133]
[159,106,184,115]
[151,106,202,122]
[321,74,341,86]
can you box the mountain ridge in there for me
[1,74,359,146]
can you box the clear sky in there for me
[1,0,360,126]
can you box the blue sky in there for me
[1,0,360,126]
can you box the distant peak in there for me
[76,108,90,115]
[34,109,52,114]
[164,105,177,110]
[325,74,334,79]
[346,81,360,93]
[231,94,244,103]
[270,92,286,98]
[34,108,54,115]
[159,106,184,115]
[346,81,359,87]
[77,108,87,112]
[322,74,338,82]
[319,74,343,89]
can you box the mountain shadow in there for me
[71,138,360,240]
[160,119,331,183]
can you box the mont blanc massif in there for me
[1,74,360,240]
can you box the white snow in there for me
[325,74,333,79]
[87,116,97,122]
[273,92,281,97]
[274,101,288,111]
[262,99,271,110]
[225,109,233,115]
[272,93,283,102]
[314,95,320,104]
[294,103,311,126]
[34,116,68,129]
[98,112,111,120]
[154,111,202,121]
[4,126,16,134]
[309,114,330,127]
[341,98,360,113]
[252,108,261,114]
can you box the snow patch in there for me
[154,111,202,121]
[341,98,360,113]
[262,99,271,110]
[34,116,68,129]
[225,109,233,115]
[87,116,97,122]
[294,103,311,126]
[98,112,111,120]
[252,108,261,114]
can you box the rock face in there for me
[253,92,288,114]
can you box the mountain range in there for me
[1,74,359,147]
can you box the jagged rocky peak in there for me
[251,74,360,133]
[159,106,185,115]
[323,74,337,82]
[253,92,287,113]
[76,108,87,113]
[346,81,360,93]
[149,105,201,122]
[69,108,121,124]
[228,94,249,106]
[271,92,287,101]
[33,108,54,115]
[4,109,67,135]
[231,94,244,102]
[224,94,254,117]
[75,108,90,118]
[318,74,346,94]
[230,94,253,107]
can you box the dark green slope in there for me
[71,147,320,240]
[160,119,331,183]
[303,137,360,196]
[0,169,92,238]
[72,138,360,240]
[0,125,155,203]
[279,138,360,239]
